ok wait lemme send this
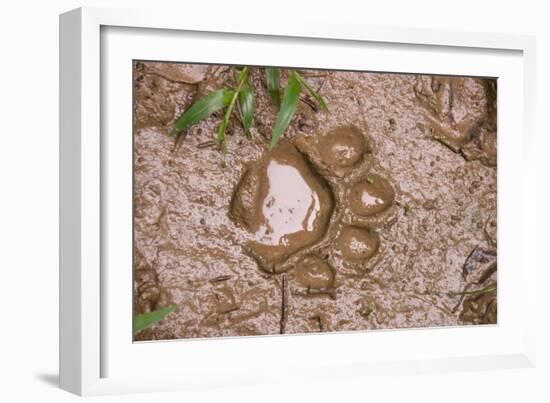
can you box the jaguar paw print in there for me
[230,124,397,286]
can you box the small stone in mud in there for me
[349,175,395,216]
[319,125,366,175]
[230,142,334,272]
[294,256,335,289]
[338,226,380,261]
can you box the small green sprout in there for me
[169,66,329,158]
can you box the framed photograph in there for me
[60,6,537,396]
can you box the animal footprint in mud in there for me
[294,255,335,289]
[230,142,334,273]
[230,125,397,287]
[348,175,395,217]
[337,226,380,261]
[414,75,497,167]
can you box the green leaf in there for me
[265,67,281,107]
[270,73,301,149]
[294,72,329,112]
[169,89,235,137]
[134,305,178,334]
[239,80,254,135]
[216,68,249,162]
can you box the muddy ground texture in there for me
[133,62,497,340]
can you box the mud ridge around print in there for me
[133,62,497,341]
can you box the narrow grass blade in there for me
[450,283,497,297]
[134,304,178,334]
[294,72,329,112]
[169,89,235,137]
[216,116,228,144]
[239,80,254,135]
[266,67,281,107]
[216,68,249,161]
[461,283,497,295]
[216,68,248,144]
[270,73,301,149]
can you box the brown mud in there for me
[133,62,497,341]
[230,142,334,273]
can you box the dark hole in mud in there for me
[133,61,497,341]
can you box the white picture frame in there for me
[59,6,537,396]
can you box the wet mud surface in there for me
[133,62,497,341]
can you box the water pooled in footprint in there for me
[231,142,334,272]
[338,226,380,261]
[349,174,395,216]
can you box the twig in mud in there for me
[280,274,287,334]
[197,140,217,149]
[299,95,318,112]
[317,75,328,93]
[209,275,232,284]
[220,306,240,315]
[146,71,197,86]
[385,215,398,229]
[433,136,461,153]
